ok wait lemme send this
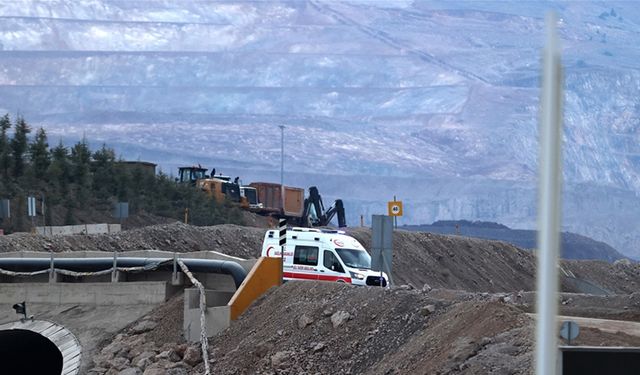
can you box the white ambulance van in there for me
[261,227,388,287]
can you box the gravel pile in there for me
[8,223,633,374]
[87,295,202,375]
[2,223,639,294]
[347,228,640,295]
[204,282,639,375]
[89,282,640,375]
[0,222,265,259]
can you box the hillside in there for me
[90,282,640,375]
[2,223,639,374]
[2,222,639,295]
[403,220,628,262]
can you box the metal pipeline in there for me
[0,257,247,288]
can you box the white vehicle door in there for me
[320,250,350,283]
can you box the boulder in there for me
[331,311,351,328]
[183,345,202,366]
[131,321,158,334]
[271,351,294,369]
[297,314,314,329]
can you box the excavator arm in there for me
[323,199,346,228]
[302,186,347,228]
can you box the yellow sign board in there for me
[387,201,403,217]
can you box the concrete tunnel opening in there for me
[0,329,63,374]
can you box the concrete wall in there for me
[183,288,234,342]
[0,281,177,305]
[35,224,121,236]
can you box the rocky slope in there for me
[0,222,265,259]
[88,283,640,375]
[2,223,634,374]
[2,223,639,294]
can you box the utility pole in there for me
[279,125,285,215]
[535,12,563,375]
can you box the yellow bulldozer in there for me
[177,166,260,209]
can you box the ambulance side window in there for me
[294,246,318,266]
[323,251,345,273]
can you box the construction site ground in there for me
[0,222,638,374]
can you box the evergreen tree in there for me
[70,137,91,182]
[47,141,71,198]
[0,114,11,180]
[70,138,91,205]
[10,116,31,178]
[29,128,50,178]
[91,144,116,204]
[0,115,245,230]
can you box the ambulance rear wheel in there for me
[336,280,346,283]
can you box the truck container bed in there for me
[249,182,304,217]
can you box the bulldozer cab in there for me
[198,177,241,203]
[178,167,208,184]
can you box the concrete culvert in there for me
[0,320,81,375]
[0,328,62,374]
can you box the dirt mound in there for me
[206,281,530,375]
[204,282,640,375]
[239,210,273,228]
[0,222,265,259]
[2,223,638,294]
[510,291,640,322]
[89,283,640,375]
[348,228,537,292]
[347,228,640,295]
[563,259,640,295]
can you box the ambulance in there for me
[261,227,388,287]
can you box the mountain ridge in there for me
[404,220,629,262]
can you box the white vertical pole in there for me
[535,12,563,375]
[279,125,285,214]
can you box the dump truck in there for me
[249,182,304,217]
[248,183,346,227]
[177,166,346,227]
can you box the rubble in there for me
[0,222,265,259]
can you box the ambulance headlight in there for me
[349,271,365,280]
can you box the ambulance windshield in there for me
[336,249,371,269]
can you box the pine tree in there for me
[70,138,91,182]
[10,116,31,178]
[70,138,92,205]
[0,114,11,180]
[47,141,71,198]
[91,144,116,204]
[29,128,50,178]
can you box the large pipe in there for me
[0,257,247,288]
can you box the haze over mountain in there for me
[0,1,639,258]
